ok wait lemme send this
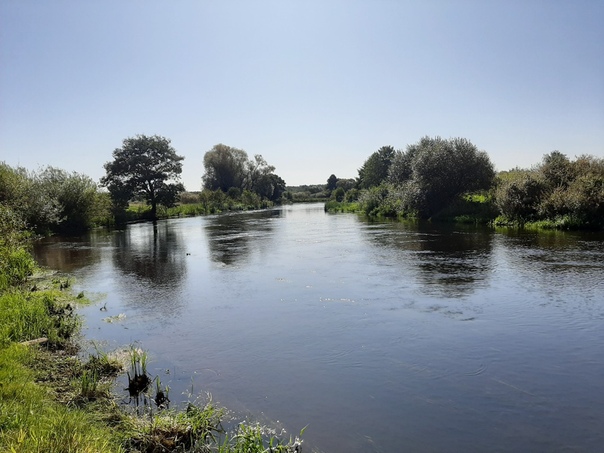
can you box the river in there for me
[33,203,604,452]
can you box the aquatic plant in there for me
[126,346,151,397]
[154,376,170,409]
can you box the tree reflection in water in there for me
[111,221,187,315]
[203,209,282,266]
[363,220,494,298]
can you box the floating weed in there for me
[102,313,126,323]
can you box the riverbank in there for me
[0,206,304,452]
[0,275,305,453]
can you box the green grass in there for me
[0,344,124,453]
[324,200,361,213]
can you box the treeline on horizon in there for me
[1,134,604,238]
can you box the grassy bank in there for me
[0,203,304,452]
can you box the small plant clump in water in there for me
[154,376,170,409]
[126,346,152,399]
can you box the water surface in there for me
[34,203,604,452]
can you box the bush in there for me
[494,174,546,223]
[331,187,345,202]
[388,137,495,218]
[0,204,35,291]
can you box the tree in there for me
[1,163,99,233]
[326,174,338,191]
[202,144,286,201]
[36,167,98,233]
[202,144,248,192]
[495,174,546,222]
[393,137,495,217]
[538,151,574,189]
[245,154,276,193]
[358,146,395,189]
[255,173,286,201]
[101,135,184,220]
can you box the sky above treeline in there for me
[1,0,603,190]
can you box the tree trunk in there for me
[151,198,158,220]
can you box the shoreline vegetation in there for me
[2,136,602,234]
[0,204,304,452]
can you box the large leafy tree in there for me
[101,135,184,220]
[202,144,286,201]
[392,137,495,218]
[202,144,248,192]
[245,154,276,193]
[357,146,395,189]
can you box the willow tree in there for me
[390,137,495,218]
[101,135,184,220]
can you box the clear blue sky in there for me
[1,0,603,190]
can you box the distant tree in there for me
[245,154,276,193]
[388,147,419,186]
[202,144,248,192]
[332,187,345,202]
[326,174,338,191]
[335,178,356,192]
[358,146,395,189]
[255,173,286,201]
[202,144,286,201]
[538,151,574,189]
[101,135,185,220]
[394,137,495,217]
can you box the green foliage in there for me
[359,184,401,217]
[345,188,360,202]
[217,423,304,453]
[494,152,604,229]
[433,193,499,224]
[494,173,546,223]
[36,167,99,233]
[326,174,338,191]
[331,187,345,202]
[203,144,249,192]
[1,163,107,234]
[202,144,286,202]
[101,135,185,221]
[0,204,35,291]
[392,137,496,218]
[358,145,395,189]
[324,200,361,213]
[538,150,574,189]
